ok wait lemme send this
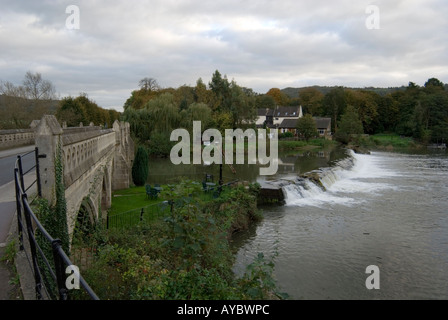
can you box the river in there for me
[147,147,448,299]
[231,149,448,299]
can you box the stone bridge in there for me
[35,115,134,237]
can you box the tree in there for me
[209,70,231,112]
[345,89,379,134]
[297,114,318,141]
[56,94,119,128]
[144,92,180,133]
[335,105,364,144]
[255,94,276,110]
[266,88,290,106]
[139,77,160,92]
[132,146,149,186]
[298,87,324,116]
[338,105,364,134]
[180,102,213,131]
[56,96,86,126]
[321,87,347,133]
[121,107,152,143]
[23,71,56,101]
[229,81,257,128]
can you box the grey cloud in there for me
[0,0,447,111]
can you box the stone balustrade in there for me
[0,129,35,150]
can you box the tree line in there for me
[294,78,448,144]
[0,72,121,130]
[122,71,261,156]
[3,71,446,146]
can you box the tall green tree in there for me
[180,102,213,131]
[298,87,324,116]
[229,81,257,128]
[297,114,318,141]
[144,92,180,133]
[132,146,149,186]
[321,87,347,133]
[209,70,231,112]
[335,105,364,144]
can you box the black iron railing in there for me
[14,147,99,300]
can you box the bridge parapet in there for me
[0,128,35,150]
[62,127,115,187]
[34,115,134,237]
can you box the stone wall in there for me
[0,129,35,150]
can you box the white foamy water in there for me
[284,151,398,208]
[233,150,448,299]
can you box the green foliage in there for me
[279,131,294,139]
[148,131,175,157]
[77,180,285,300]
[297,114,318,141]
[356,133,415,150]
[57,94,120,128]
[179,102,213,131]
[335,105,364,144]
[144,92,180,133]
[121,107,152,143]
[0,240,17,266]
[132,146,149,186]
[238,252,289,300]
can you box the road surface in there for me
[0,145,36,299]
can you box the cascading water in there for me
[281,149,397,207]
[233,149,448,299]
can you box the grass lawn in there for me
[370,133,414,148]
[109,186,162,215]
[108,182,229,229]
[278,138,336,151]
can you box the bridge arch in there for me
[71,196,97,246]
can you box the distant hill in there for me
[0,94,60,113]
[281,85,407,98]
[0,94,60,129]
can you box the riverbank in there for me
[72,181,287,300]
[348,133,426,153]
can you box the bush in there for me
[76,181,288,300]
[148,132,175,157]
[279,132,294,139]
[132,146,149,186]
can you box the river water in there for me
[232,149,448,300]
[147,147,448,299]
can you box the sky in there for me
[0,0,447,112]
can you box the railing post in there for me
[17,155,25,193]
[51,239,68,300]
[35,147,42,197]
[22,193,43,300]
[140,208,144,222]
[14,168,24,251]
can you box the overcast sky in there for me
[1,0,447,111]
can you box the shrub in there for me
[148,132,174,157]
[132,146,149,186]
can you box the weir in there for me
[258,149,357,204]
